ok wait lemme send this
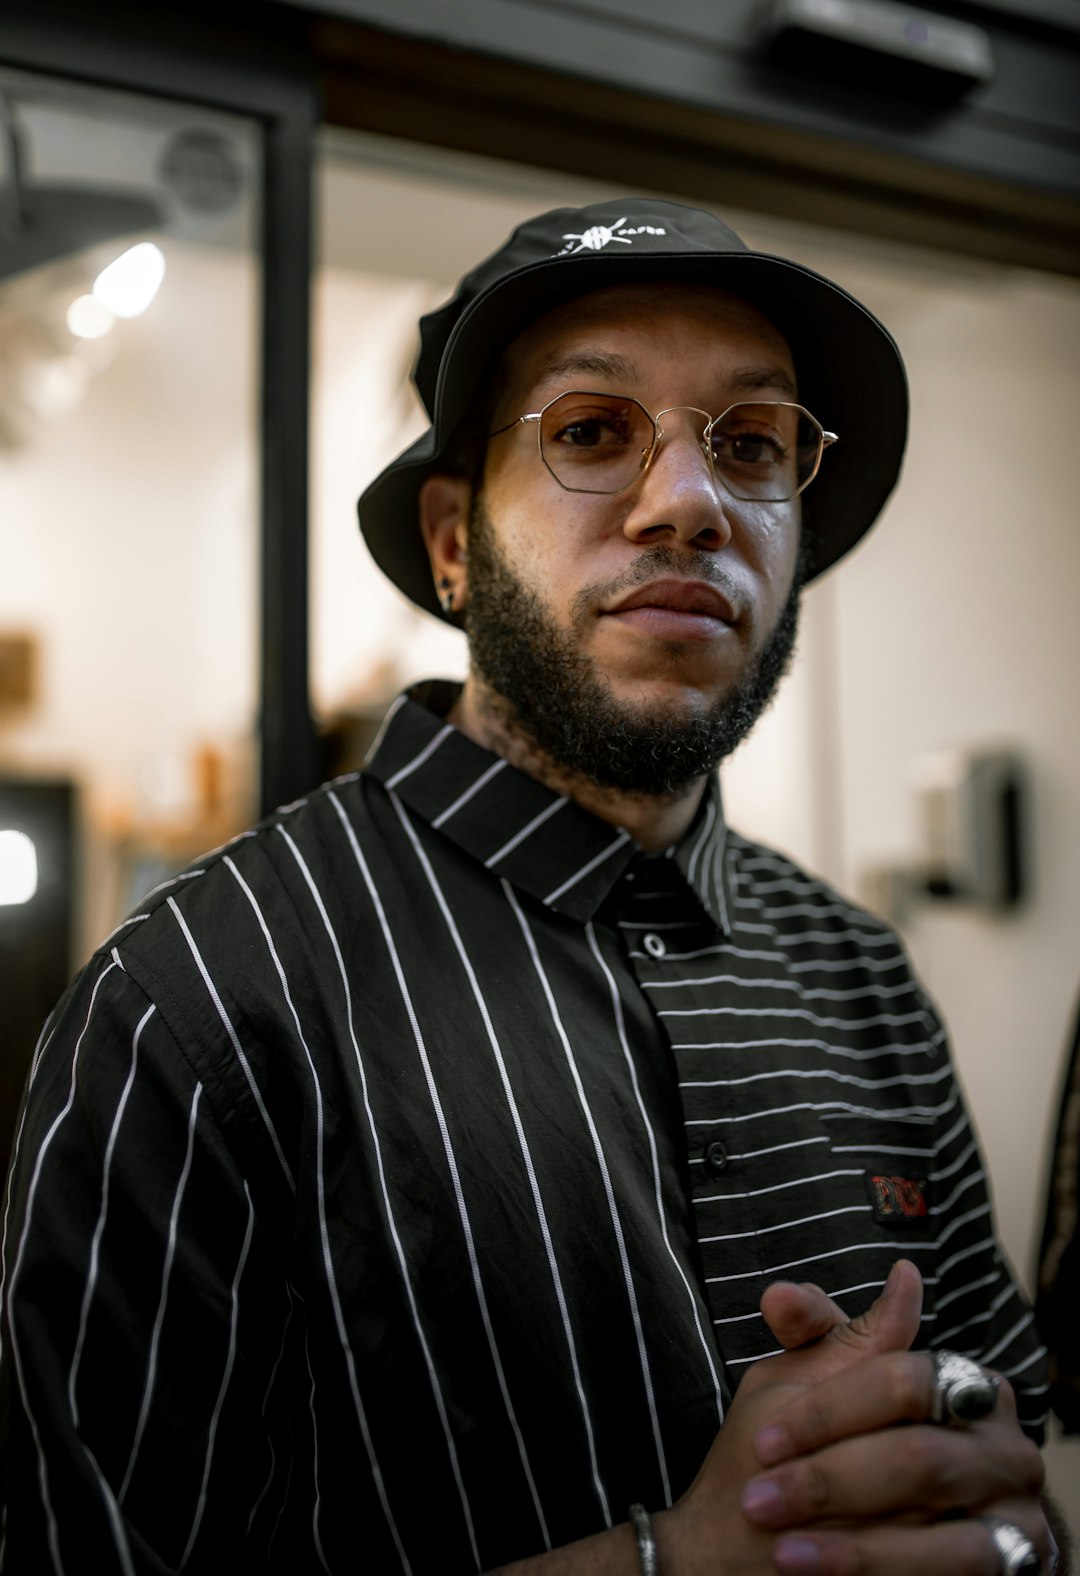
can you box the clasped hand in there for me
[656,1260,1049,1576]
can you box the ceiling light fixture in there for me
[66,293,115,339]
[91,241,166,318]
[0,87,164,283]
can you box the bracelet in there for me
[628,1503,659,1576]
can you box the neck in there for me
[449,674,708,852]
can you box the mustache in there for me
[568,545,744,628]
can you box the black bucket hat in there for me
[357,197,908,621]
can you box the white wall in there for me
[825,271,1080,1273]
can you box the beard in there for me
[462,498,806,799]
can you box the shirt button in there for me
[643,933,666,958]
[704,1140,729,1177]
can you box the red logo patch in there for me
[867,1174,929,1224]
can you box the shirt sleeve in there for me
[918,987,1049,1443]
[0,952,290,1573]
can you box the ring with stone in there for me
[929,1349,1000,1426]
[981,1515,1042,1576]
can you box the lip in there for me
[602,578,738,625]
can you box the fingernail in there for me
[774,1536,822,1573]
[754,1424,792,1465]
[740,1478,785,1525]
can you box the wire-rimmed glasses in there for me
[490,390,838,502]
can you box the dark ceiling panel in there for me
[287,0,1080,194]
[293,0,1079,274]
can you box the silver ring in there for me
[929,1349,1000,1426]
[981,1516,1042,1576]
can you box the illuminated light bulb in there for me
[92,241,166,319]
[67,294,116,340]
[20,355,89,421]
[0,829,38,906]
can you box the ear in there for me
[419,474,472,611]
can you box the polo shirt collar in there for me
[364,681,733,935]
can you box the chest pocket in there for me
[818,1114,939,1325]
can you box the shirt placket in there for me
[614,855,770,1388]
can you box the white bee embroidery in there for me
[552,218,667,257]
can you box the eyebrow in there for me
[727,364,800,401]
[531,351,642,393]
[527,353,799,405]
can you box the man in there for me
[0,199,1058,1573]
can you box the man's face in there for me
[460,282,807,796]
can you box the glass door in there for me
[0,16,316,1172]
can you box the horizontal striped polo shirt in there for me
[0,680,1047,1574]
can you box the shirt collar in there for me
[363,681,733,934]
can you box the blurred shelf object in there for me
[0,631,36,711]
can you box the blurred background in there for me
[1,0,1078,1522]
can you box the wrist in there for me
[650,1506,686,1576]
[629,1505,659,1576]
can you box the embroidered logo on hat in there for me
[866,1173,930,1224]
[552,217,667,257]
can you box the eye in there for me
[706,412,791,466]
[705,404,821,501]
[729,432,784,464]
[551,412,634,449]
[539,394,653,491]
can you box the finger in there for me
[761,1280,852,1351]
[753,1355,1019,1468]
[825,1258,923,1360]
[759,1260,924,1402]
[741,1420,1045,1528]
[770,1503,1051,1576]
[762,1257,921,1356]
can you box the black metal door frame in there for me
[0,0,320,816]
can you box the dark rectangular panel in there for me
[281,0,1080,201]
[0,780,75,1176]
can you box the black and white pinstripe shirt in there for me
[0,681,1047,1573]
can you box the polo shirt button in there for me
[704,1139,729,1177]
[643,933,666,958]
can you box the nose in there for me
[621,407,732,552]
